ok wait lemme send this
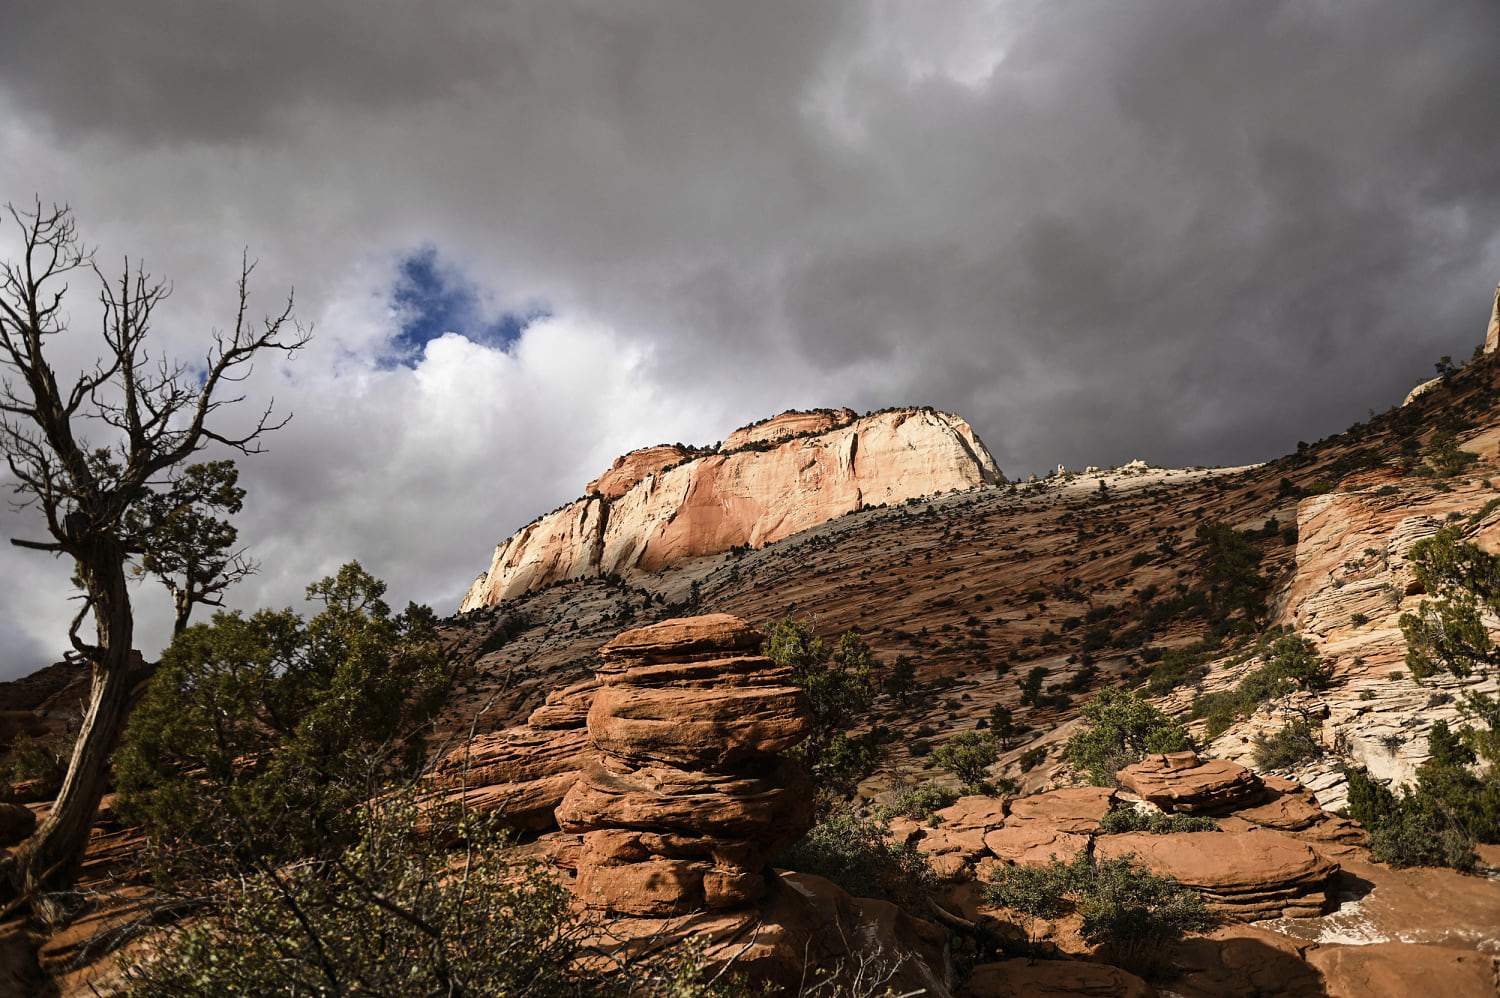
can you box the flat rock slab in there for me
[933,795,1009,832]
[599,613,761,663]
[982,826,1091,867]
[1005,786,1117,833]
[964,959,1155,997]
[1095,830,1337,920]
[1308,942,1500,998]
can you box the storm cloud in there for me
[1,0,1498,677]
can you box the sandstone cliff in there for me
[461,408,1003,609]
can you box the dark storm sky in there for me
[1,0,1497,676]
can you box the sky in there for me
[1,0,1498,679]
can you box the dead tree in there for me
[0,201,308,902]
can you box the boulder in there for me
[557,757,814,850]
[1117,753,1269,815]
[597,615,762,665]
[981,826,1091,867]
[526,678,600,729]
[427,726,594,830]
[586,682,812,768]
[1005,786,1117,832]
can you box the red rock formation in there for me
[1117,752,1270,815]
[721,408,857,451]
[1094,830,1337,920]
[460,408,1004,609]
[555,614,816,916]
[587,445,697,500]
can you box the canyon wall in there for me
[461,408,1003,609]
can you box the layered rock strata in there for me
[555,614,817,916]
[460,408,1004,608]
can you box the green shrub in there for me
[983,851,1213,978]
[765,618,882,791]
[1098,807,1219,835]
[121,791,729,998]
[4,730,72,798]
[776,805,936,909]
[1250,719,1325,771]
[930,730,998,786]
[1194,521,1269,624]
[1189,635,1329,738]
[115,563,450,875]
[873,782,959,823]
[1064,688,1193,786]
[1018,746,1048,773]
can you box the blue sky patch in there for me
[385,246,549,367]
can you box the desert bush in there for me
[1018,746,1048,773]
[121,792,740,998]
[930,730,998,787]
[4,730,73,798]
[1064,688,1193,786]
[1098,807,1219,835]
[1250,719,1325,771]
[982,851,1213,978]
[1190,635,1329,739]
[765,618,881,791]
[115,562,450,875]
[776,804,935,910]
[874,782,959,823]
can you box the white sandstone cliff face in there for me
[460,409,1003,610]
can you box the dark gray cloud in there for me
[1,0,1498,676]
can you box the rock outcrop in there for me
[555,614,817,916]
[460,408,1004,609]
[1117,752,1269,815]
[1095,830,1337,920]
[722,408,857,451]
[587,445,698,500]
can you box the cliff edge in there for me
[460,408,1003,609]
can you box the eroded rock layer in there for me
[460,408,1003,609]
[556,614,816,916]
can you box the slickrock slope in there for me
[460,408,1003,608]
[556,614,816,916]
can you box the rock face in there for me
[460,408,1004,609]
[587,445,698,500]
[555,614,817,916]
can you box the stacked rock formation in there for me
[426,676,600,831]
[555,614,816,916]
[1117,751,1269,814]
